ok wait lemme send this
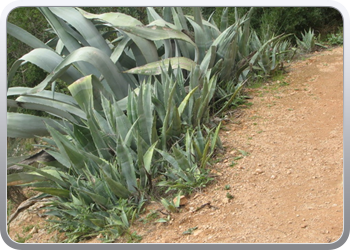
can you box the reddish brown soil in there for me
[6,46,343,244]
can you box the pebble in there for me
[223,197,231,204]
[29,227,38,234]
[301,224,308,228]
[271,175,276,179]
[193,229,203,236]
[255,169,264,174]
[173,195,187,206]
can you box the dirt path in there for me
[123,46,344,243]
[7,47,343,244]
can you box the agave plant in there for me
[7,66,222,239]
[248,30,293,76]
[7,7,199,138]
[124,7,293,114]
[296,28,316,52]
[7,6,294,241]
[8,7,293,139]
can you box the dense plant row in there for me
[7,7,342,98]
[6,7,340,242]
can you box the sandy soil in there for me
[6,46,343,244]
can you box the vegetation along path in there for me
[120,46,344,243]
[8,46,343,244]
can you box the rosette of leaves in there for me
[7,7,200,138]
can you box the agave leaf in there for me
[169,8,194,59]
[166,105,181,139]
[8,48,82,86]
[89,218,106,229]
[146,7,164,23]
[220,40,238,81]
[200,137,212,169]
[249,33,292,66]
[178,86,199,117]
[7,22,52,50]
[172,147,191,172]
[193,127,205,157]
[7,99,76,124]
[100,95,117,133]
[39,7,83,54]
[68,75,94,113]
[192,7,204,29]
[155,149,181,172]
[103,173,131,199]
[148,19,178,30]
[72,123,98,153]
[119,24,191,44]
[7,172,47,186]
[120,210,130,228]
[109,96,133,142]
[160,198,177,213]
[162,7,173,23]
[39,7,104,81]
[212,23,240,59]
[143,142,158,174]
[7,113,69,138]
[28,47,133,100]
[45,150,71,168]
[9,96,86,121]
[78,8,143,27]
[210,122,222,154]
[195,74,217,123]
[145,7,167,50]
[20,164,69,185]
[214,79,247,116]
[160,82,177,150]
[184,130,196,163]
[125,121,147,152]
[46,125,86,170]
[186,17,206,63]
[69,75,112,120]
[136,83,153,145]
[240,7,255,57]
[125,57,196,76]
[87,109,113,160]
[116,136,137,192]
[110,36,131,64]
[7,155,30,168]
[175,7,189,31]
[7,87,78,106]
[220,7,229,32]
[155,149,190,182]
[200,45,217,74]
[124,32,159,64]
[116,25,199,62]
[34,187,70,198]
[71,194,83,206]
[79,188,110,209]
[49,7,111,55]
